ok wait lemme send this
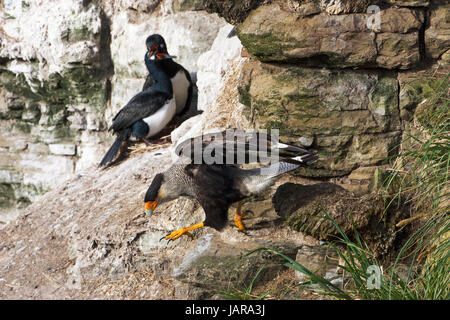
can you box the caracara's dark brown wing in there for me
[175,129,313,165]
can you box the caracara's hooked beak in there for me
[144,200,158,216]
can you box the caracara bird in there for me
[144,129,318,241]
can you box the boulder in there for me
[425,4,450,59]
[236,3,423,69]
[238,60,401,176]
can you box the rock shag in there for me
[99,35,190,168]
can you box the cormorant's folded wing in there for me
[109,89,170,132]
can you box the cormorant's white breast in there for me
[143,97,176,137]
[171,70,191,114]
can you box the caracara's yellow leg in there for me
[233,201,247,232]
[163,222,205,241]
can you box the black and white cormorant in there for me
[98,46,176,167]
[143,130,318,241]
[142,34,193,117]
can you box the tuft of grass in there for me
[245,74,449,300]
[220,265,272,300]
[246,207,448,300]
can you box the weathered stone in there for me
[204,0,379,22]
[197,24,243,112]
[274,182,410,258]
[298,136,314,147]
[425,4,450,59]
[348,166,379,181]
[237,3,423,69]
[0,1,103,77]
[238,60,401,176]
[321,0,377,14]
[398,62,449,122]
[386,0,429,6]
[280,0,321,17]
[172,233,299,297]
[9,140,28,152]
[378,8,424,34]
[114,0,162,13]
[376,32,420,69]
[20,154,75,187]
[171,0,205,12]
[237,3,375,67]
[48,143,77,156]
[295,245,339,282]
[202,0,261,24]
[0,170,22,184]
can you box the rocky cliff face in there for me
[0,0,226,221]
[0,0,448,299]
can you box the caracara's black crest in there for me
[145,173,164,202]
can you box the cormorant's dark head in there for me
[144,173,164,215]
[145,34,174,60]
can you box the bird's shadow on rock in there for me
[272,182,349,219]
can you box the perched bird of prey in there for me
[142,34,193,117]
[144,130,318,241]
[98,36,178,167]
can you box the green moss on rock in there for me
[236,31,292,61]
[0,183,15,208]
[369,76,399,117]
[400,75,448,124]
[0,66,106,109]
[410,76,449,127]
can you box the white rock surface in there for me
[196,24,243,112]
[108,9,226,117]
[49,144,77,156]
[1,0,102,83]
[0,0,233,219]
[170,23,247,148]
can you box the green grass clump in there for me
[243,74,449,300]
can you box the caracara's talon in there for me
[162,228,194,242]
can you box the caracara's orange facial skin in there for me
[144,200,158,215]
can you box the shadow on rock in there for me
[272,182,411,260]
